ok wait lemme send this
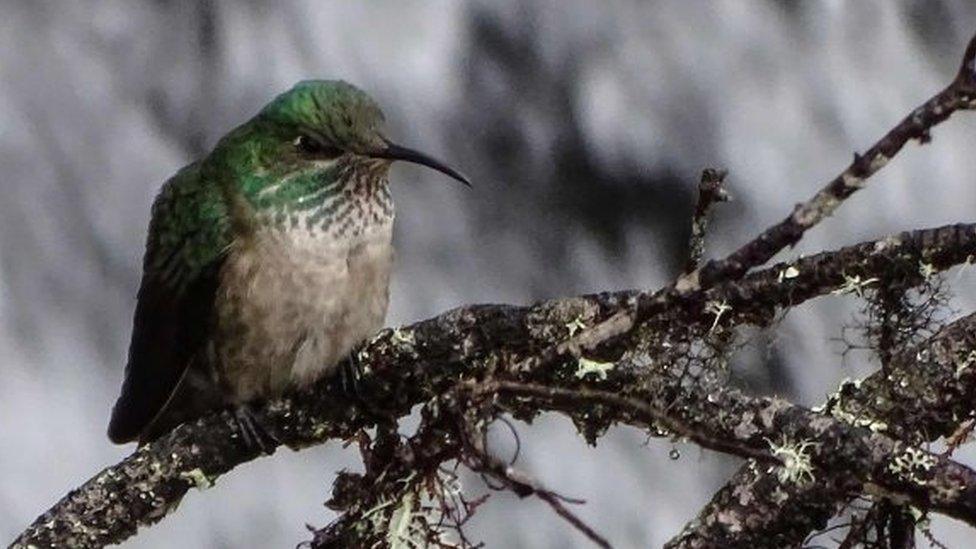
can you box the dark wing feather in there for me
[107,163,231,443]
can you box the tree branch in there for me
[689,30,976,289]
[685,168,730,274]
[669,312,976,548]
[310,342,976,547]
[480,380,976,531]
[10,221,976,548]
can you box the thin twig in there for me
[688,31,976,290]
[461,431,611,549]
[837,502,880,549]
[472,380,778,465]
[685,168,730,274]
[944,419,976,456]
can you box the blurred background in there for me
[2,1,976,547]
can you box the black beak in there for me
[370,137,471,187]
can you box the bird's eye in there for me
[294,135,343,159]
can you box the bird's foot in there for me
[335,354,389,418]
[337,354,364,399]
[233,404,279,456]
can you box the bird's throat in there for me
[253,163,394,241]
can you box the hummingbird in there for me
[107,80,469,445]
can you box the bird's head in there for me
[213,80,468,202]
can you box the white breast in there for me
[215,219,394,403]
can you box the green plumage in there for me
[109,80,467,444]
[108,82,363,443]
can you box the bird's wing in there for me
[107,162,233,443]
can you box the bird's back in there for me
[108,162,231,443]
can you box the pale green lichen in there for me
[526,297,600,341]
[391,327,416,347]
[814,378,888,432]
[832,274,879,297]
[386,493,417,549]
[868,153,890,172]
[575,357,615,381]
[312,423,330,439]
[910,506,931,528]
[733,411,759,439]
[956,350,976,378]
[565,315,587,337]
[357,327,414,363]
[831,407,888,433]
[766,436,817,486]
[777,265,800,283]
[357,471,461,547]
[770,486,790,505]
[888,447,936,485]
[918,261,938,279]
[361,499,396,523]
[704,299,732,332]
[179,468,214,491]
[841,171,865,189]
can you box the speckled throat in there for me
[253,158,395,238]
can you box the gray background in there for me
[2,1,976,547]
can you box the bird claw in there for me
[337,354,364,399]
[335,354,390,418]
[233,405,279,455]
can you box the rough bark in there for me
[9,222,976,549]
[669,313,976,548]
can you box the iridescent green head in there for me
[213,80,468,209]
[261,80,388,155]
